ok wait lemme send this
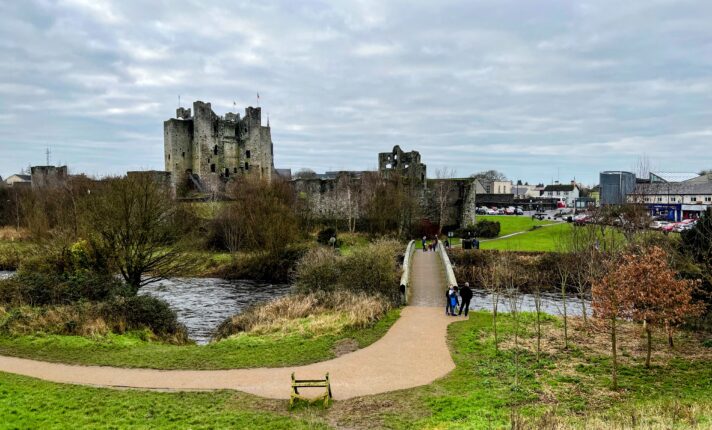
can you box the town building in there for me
[3,174,31,188]
[599,171,636,205]
[541,181,580,207]
[629,182,712,221]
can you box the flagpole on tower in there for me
[256,92,260,107]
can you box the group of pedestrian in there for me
[421,235,439,252]
[446,282,473,316]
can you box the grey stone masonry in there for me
[164,100,274,193]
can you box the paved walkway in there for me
[0,251,460,400]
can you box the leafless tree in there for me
[83,174,196,293]
[434,168,456,234]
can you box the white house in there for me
[541,182,580,207]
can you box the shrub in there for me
[101,295,186,338]
[317,227,338,245]
[293,239,402,303]
[0,299,188,343]
[215,244,311,283]
[293,247,341,293]
[474,220,501,238]
[0,271,128,307]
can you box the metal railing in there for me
[437,242,458,288]
[399,240,415,305]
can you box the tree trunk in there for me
[645,324,652,368]
[580,293,588,326]
[562,281,568,349]
[611,317,618,390]
[666,320,674,348]
[536,308,541,363]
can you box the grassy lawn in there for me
[0,371,326,429]
[480,222,572,252]
[0,309,400,370]
[2,311,709,429]
[475,215,556,237]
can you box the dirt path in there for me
[0,251,461,400]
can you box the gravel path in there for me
[0,251,461,400]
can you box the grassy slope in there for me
[2,312,709,429]
[0,309,400,369]
[481,222,572,252]
[0,372,326,429]
[367,312,712,429]
[475,215,553,237]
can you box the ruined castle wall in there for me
[30,166,68,189]
[164,119,193,183]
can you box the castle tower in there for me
[164,100,275,193]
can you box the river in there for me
[0,271,588,343]
[138,278,291,344]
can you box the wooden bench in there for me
[289,372,332,408]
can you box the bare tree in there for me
[83,174,195,293]
[433,168,456,235]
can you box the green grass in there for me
[480,222,572,252]
[0,240,32,270]
[0,371,326,429]
[365,312,712,429]
[3,311,709,429]
[475,215,554,237]
[0,309,400,370]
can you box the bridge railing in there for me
[399,240,415,305]
[437,242,458,288]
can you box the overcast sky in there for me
[1,0,711,185]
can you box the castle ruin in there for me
[164,101,274,193]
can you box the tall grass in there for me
[213,291,391,340]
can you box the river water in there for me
[0,270,588,342]
[0,271,290,345]
[138,278,291,344]
[468,289,589,318]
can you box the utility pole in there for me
[46,147,51,166]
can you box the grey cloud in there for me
[1,0,712,184]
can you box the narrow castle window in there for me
[233,167,237,173]
[181,151,185,159]
[245,162,249,170]
[168,154,171,161]
[246,150,251,159]
[224,168,230,177]
[213,145,218,155]
[210,164,216,173]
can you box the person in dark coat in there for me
[422,236,427,252]
[458,282,473,316]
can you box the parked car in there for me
[532,212,547,220]
[661,223,676,233]
[497,208,505,215]
[476,206,488,215]
[650,220,670,230]
[515,207,524,215]
[486,208,498,215]
[573,214,590,225]
[504,207,515,215]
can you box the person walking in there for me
[458,282,473,316]
[445,287,454,315]
[422,236,427,252]
[448,286,459,316]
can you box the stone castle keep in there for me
[163,100,475,227]
[164,100,274,192]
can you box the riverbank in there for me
[0,309,400,369]
[2,312,709,429]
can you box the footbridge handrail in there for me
[400,240,415,304]
[437,243,458,288]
